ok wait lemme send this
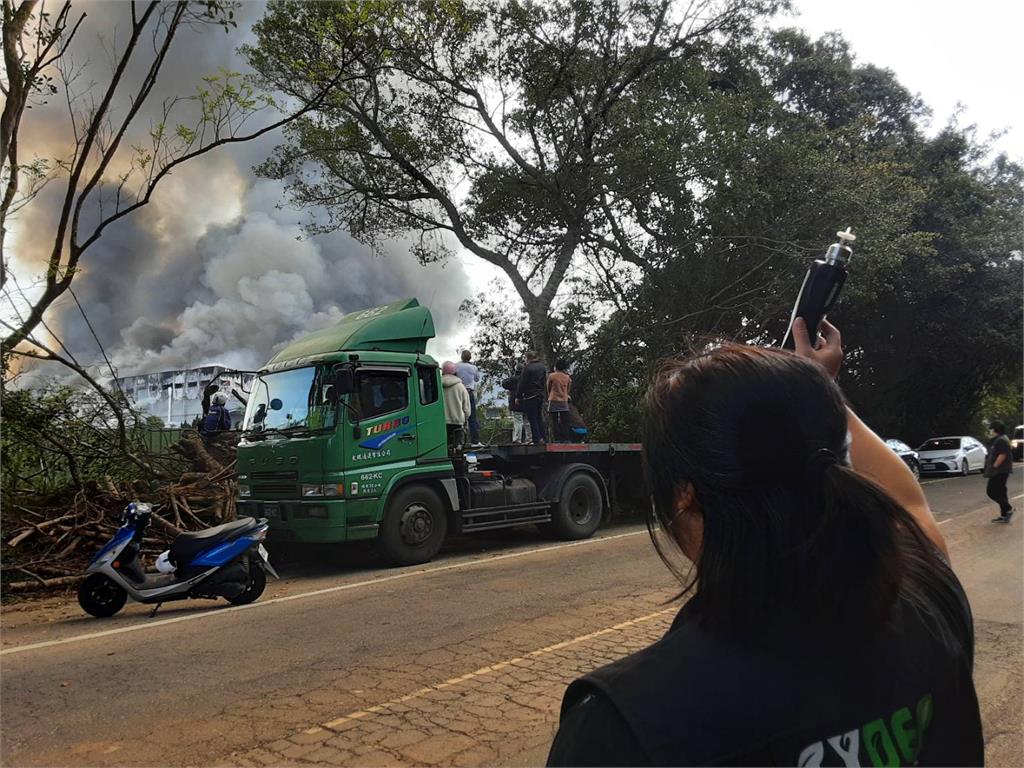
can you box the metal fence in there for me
[143,428,183,455]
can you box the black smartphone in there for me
[781,228,855,350]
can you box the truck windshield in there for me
[242,366,337,433]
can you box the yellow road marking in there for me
[317,606,676,732]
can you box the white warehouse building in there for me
[115,365,254,428]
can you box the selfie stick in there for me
[781,228,856,350]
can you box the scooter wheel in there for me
[78,574,128,618]
[227,563,266,606]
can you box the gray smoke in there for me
[9,1,472,382]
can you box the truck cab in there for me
[236,299,640,565]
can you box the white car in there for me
[917,436,987,476]
[1012,425,1023,462]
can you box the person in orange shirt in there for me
[547,359,572,442]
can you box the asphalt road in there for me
[1,473,1021,767]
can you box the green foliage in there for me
[470,27,1022,445]
[0,384,182,505]
[247,2,1018,444]
[245,0,781,359]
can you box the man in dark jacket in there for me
[518,351,547,444]
[502,365,530,444]
[985,420,1014,523]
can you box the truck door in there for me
[345,366,418,497]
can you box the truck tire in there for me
[550,472,604,541]
[379,485,448,566]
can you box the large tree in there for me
[245,0,777,362]
[558,30,1022,444]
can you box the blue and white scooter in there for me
[78,502,277,618]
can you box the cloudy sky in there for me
[6,0,1019,383]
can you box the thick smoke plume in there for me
[7,1,472,384]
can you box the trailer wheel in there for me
[379,485,447,566]
[550,472,604,540]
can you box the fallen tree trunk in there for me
[5,576,81,592]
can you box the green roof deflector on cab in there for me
[266,298,434,368]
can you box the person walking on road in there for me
[441,361,472,451]
[503,365,531,444]
[547,359,572,442]
[518,351,547,445]
[455,350,484,448]
[985,420,1015,523]
[548,318,982,767]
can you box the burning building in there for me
[115,365,254,428]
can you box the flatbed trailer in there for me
[449,442,645,536]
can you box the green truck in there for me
[235,299,643,565]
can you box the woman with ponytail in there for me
[548,319,982,766]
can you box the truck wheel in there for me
[379,485,447,566]
[550,473,604,541]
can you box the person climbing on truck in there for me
[442,361,472,451]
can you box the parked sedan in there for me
[1012,425,1023,462]
[885,439,920,478]
[917,436,987,476]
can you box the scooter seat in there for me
[170,518,259,567]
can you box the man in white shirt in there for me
[455,350,483,448]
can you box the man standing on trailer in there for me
[518,350,548,445]
[456,349,484,448]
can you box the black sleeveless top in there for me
[548,580,982,766]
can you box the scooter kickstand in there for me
[149,602,163,618]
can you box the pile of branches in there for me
[2,431,240,596]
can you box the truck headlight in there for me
[302,484,324,497]
[238,484,251,497]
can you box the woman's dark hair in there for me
[990,420,1006,435]
[555,358,569,372]
[642,343,967,643]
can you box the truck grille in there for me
[252,471,297,497]
[254,483,297,495]
[252,471,298,481]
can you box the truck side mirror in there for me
[334,365,355,395]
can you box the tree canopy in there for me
[246,0,779,361]
[464,28,1022,445]
[246,1,1020,444]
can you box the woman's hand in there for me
[791,317,842,379]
